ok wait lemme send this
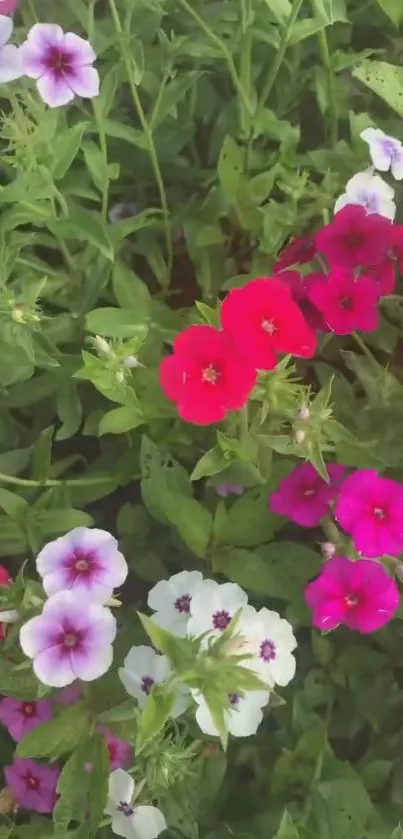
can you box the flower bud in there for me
[321,541,336,559]
[294,429,306,445]
[123,355,141,369]
[94,335,111,356]
[298,406,310,420]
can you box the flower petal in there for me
[68,65,99,99]
[62,32,96,65]
[0,44,22,81]
[37,71,75,107]
[0,14,12,48]
[33,645,75,687]
[131,806,167,839]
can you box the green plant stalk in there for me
[309,1,338,146]
[107,0,173,280]
[0,473,127,489]
[176,0,254,120]
[258,0,303,108]
[352,331,378,365]
[92,99,109,221]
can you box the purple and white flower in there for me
[105,769,166,839]
[147,570,203,636]
[20,24,99,108]
[334,171,396,221]
[36,527,128,604]
[0,697,53,742]
[0,15,22,82]
[186,579,248,643]
[119,645,187,718]
[5,758,59,814]
[238,607,297,687]
[360,127,403,181]
[192,689,270,738]
[19,590,116,687]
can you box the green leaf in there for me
[218,136,244,203]
[30,508,94,535]
[247,170,276,204]
[215,487,275,547]
[353,61,403,118]
[0,488,29,519]
[17,703,91,758]
[98,405,145,435]
[53,737,102,830]
[112,261,151,313]
[0,659,44,700]
[52,123,88,179]
[374,0,403,26]
[48,208,114,261]
[87,734,110,833]
[275,811,299,839]
[219,543,319,601]
[136,686,178,752]
[98,699,138,723]
[160,492,212,558]
[82,140,109,193]
[85,308,149,339]
[190,446,229,481]
[262,0,292,22]
[31,426,53,483]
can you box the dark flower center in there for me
[21,703,35,717]
[174,594,191,614]
[347,232,363,247]
[345,594,358,607]
[46,45,74,74]
[141,676,154,695]
[262,319,276,334]
[25,773,39,791]
[228,693,240,705]
[64,632,79,648]
[373,506,386,520]
[212,610,231,630]
[202,365,219,384]
[260,639,276,662]
[117,801,134,817]
[72,549,95,575]
[339,296,354,311]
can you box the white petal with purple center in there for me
[186,579,248,642]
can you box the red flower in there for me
[279,270,329,332]
[0,564,11,641]
[316,205,392,269]
[273,235,316,272]
[220,277,317,370]
[366,258,395,297]
[160,325,256,425]
[391,225,403,272]
[307,269,379,335]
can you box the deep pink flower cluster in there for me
[269,462,345,527]
[274,205,402,335]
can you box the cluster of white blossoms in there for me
[119,571,297,739]
[335,127,403,221]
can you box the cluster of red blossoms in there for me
[160,205,403,425]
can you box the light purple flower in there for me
[361,128,403,181]
[334,171,396,221]
[0,697,53,742]
[36,527,128,604]
[0,15,23,82]
[215,483,244,498]
[19,590,117,687]
[20,24,99,108]
[54,682,82,705]
[5,757,59,813]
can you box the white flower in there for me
[118,645,187,718]
[238,607,297,687]
[148,570,203,637]
[360,127,403,181]
[334,171,396,220]
[0,609,18,623]
[192,689,270,738]
[0,16,23,83]
[186,579,248,643]
[105,769,166,839]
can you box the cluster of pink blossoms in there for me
[270,463,402,634]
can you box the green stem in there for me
[107,0,173,280]
[313,22,338,146]
[49,197,76,271]
[352,331,378,365]
[258,0,303,108]
[92,99,109,221]
[0,473,121,488]
[320,515,341,547]
[176,0,254,119]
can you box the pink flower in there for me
[335,469,403,558]
[316,205,392,269]
[0,697,53,741]
[307,269,380,335]
[305,556,400,633]
[55,683,82,705]
[19,591,117,687]
[278,270,329,331]
[36,527,128,604]
[97,726,133,770]
[0,0,18,15]
[20,24,99,108]
[5,758,59,813]
[269,462,345,527]
[366,258,395,297]
[273,235,316,271]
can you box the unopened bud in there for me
[294,429,306,445]
[94,335,111,356]
[123,355,141,369]
[12,307,25,324]
[321,541,336,559]
[298,406,310,420]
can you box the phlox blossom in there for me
[238,607,297,687]
[0,697,53,742]
[160,324,256,425]
[215,483,244,498]
[220,277,316,371]
[97,726,133,771]
[273,235,316,271]
[5,758,59,813]
[186,579,248,643]
[334,171,396,221]
[269,462,345,527]
[335,469,403,558]
[147,570,203,636]
[361,128,403,181]
[192,688,270,738]
[307,269,380,335]
[119,645,187,718]
[105,769,166,839]
[20,24,99,108]
[366,258,395,297]
[277,270,329,331]
[0,0,18,14]
[305,555,399,633]
[36,526,128,604]
[0,15,22,82]
[316,205,392,269]
[20,590,116,687]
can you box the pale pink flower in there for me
[335,469,403,557]
[20,24,99,108]
[0,697,52,741]
[5,758,59,813]
[0,1,18,17]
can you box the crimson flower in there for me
[316,205,392,269]
[391,225,403,272]
[160,325,256,425]
[273,235,316,272]
[366,258,395,297]
[307,269,379,335]
[220,277,317,371]
[279,270,329,331]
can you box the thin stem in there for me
[258,0,303,108]
[352,331,378,365]
[176,0,254,119]
[107,0,172,281]
[0,473,122,488]
[313,19,338,146]
[49,197,76,271]
[92,99,109,221]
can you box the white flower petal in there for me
[0,15,12,49]
[131,806,167,839]
[0,44,23,82]
[107,769,135,809]
[391,153,403,181]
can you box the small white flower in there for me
[192,689,270,738]
[334,171,396,221]
[0,609,18,623]
[148,570,203,637]
[360,127,403,181]
[186,580,248,643]
[0,16,23,83]
[118,645,187,718]
[238,607,297,687]
[105,769,166,839]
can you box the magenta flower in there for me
[36,527,128,604]
[54,682,82,705]
[307,269,380,335]
[316,205,392,269]
[305,556,400,633]
[19,591,117,687]
[0,697,53,742]
[0,1,18,17]
[20,24,99,108]
[273,235,316,272]
[5,758,59,813]
[269,462,345,527]
[98,726,133,770]
[335,469,403,558]
[278,270,329,332]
